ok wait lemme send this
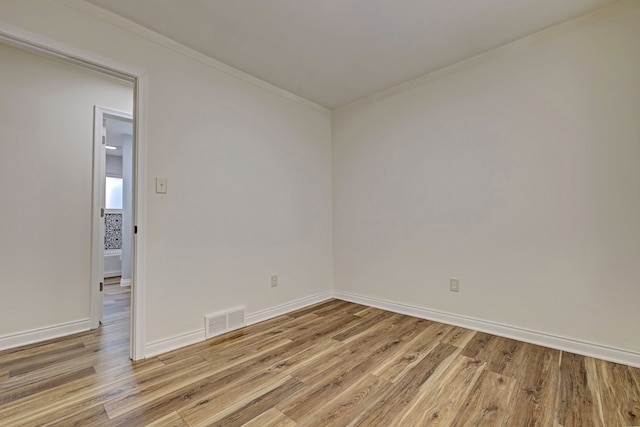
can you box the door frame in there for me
[0,23,148,361]
[91,106,133,329]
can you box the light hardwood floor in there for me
[0,290,638,426]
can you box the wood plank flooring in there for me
[1,291,639,426]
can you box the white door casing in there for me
[92,106,133,330]
[91,107,107,328]
[0,23,148,360]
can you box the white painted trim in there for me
[90,106,106,330]
[246,291,333,325]
[0,24,148,361]
[120,278,132,287]
[132,73,149,361]
[144,292,332,358]
[0,319,91,351]
[104,271,121,278]
[335,0,640,113]
[53,0,330,115]
[92,106,133,330]
[0,23,143,82]
[97,106,133,120]
[145,330,205,358]
[333,291,640,368]
[13,0,638,114]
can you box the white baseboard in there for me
[144,291,332,358]
[104,270,121,278]
[333,291,640,368]
[145,329,205,358]
[120,278,132,287]
[0,318,91,351]
[246,291,333,325]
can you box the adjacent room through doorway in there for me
[0,40,135,357]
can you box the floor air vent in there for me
[205,307,246,339]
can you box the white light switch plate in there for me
[156,178,167,194]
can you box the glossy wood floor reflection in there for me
[1,297,639,426]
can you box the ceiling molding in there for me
[334,0,640,114]
[52,0,640,114]
[54,0,331,115]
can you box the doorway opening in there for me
[92,108,134,356]
[0,24,148,360]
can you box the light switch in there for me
[156,178,167,194]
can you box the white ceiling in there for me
[86,0,617,108]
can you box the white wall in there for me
[5,0,636,360]
[106,154,122,177]
[0,1,333,347]
[333,8,640,353]
[0,42,133,336]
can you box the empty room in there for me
[0,0,639,425]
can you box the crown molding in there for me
[335,0,640,113]
[47,1,640,114]
[54,0,330,115]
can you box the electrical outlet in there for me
[449,278,459,292]
[271,275,278,288]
